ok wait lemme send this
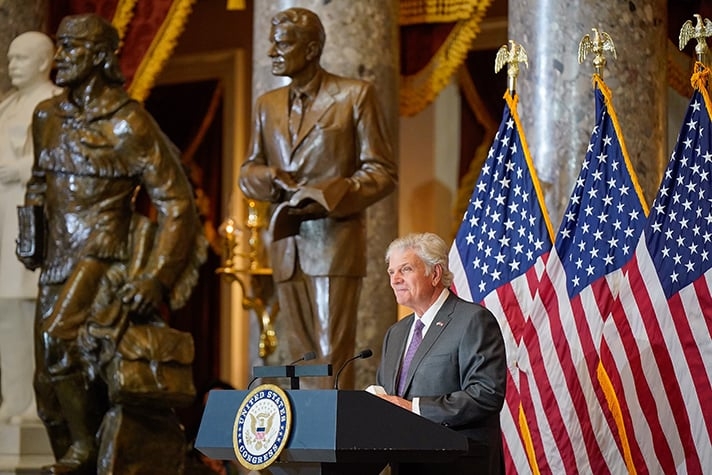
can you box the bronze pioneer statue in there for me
[17,13,206,475]
[239,7,397,389]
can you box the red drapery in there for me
[48,0,196,102]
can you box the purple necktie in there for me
[397,319,424,396]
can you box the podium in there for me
[195,389,469,474]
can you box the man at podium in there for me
[376,233,506,475]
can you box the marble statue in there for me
[0,31,60,424]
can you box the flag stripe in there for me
[623,250,704,473]
[518,301,582,473]
[569,281,631,463]
[524,266,614,473]
[501,370,537,475]
[517,365,558,473]
[601,318,671,473]
[668,288,712,446]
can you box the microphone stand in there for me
[333,349,373,390]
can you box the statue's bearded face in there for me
[54,35,97,87]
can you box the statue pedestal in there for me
[98,406,185,474]
[0,422,54,475]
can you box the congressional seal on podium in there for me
[233,384,293,470]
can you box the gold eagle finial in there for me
[679,14,712,63]
[495,40,528,93]
[578,28,617,77]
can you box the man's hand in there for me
[119,276,164,316]
[377,393,413,412]
[272,168,301,194]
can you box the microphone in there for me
[247,351,317,389]
[333,349,373,389]
[289,351,317,365]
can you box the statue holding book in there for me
[239,7,397,389]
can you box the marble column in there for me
[252,1,399,390]
[509,0,667,225]
[0,2,55,474]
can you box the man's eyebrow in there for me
[388,262,412,271]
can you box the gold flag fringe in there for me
[691,62,712,123]
[691,61,711,93]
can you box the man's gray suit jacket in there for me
[377,292,507,474]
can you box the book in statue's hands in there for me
[286,176,349,211]
[269,177,350,241]
[269,202,302,241]
[16,204,45,269]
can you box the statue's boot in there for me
[41,374,101,475]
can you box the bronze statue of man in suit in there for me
[239,7,397,389]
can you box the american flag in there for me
[600,63,712,473]
[517,76,647,473]
[449,91,554,474]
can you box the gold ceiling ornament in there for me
[495,40,528,94]
[578,28,617,78]
[400,0,480,25]
[679,14,712,64]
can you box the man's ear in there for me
[93,49,106,66]
[38,59,51,75]
[432,263,443,286]
[305,41,320,61]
